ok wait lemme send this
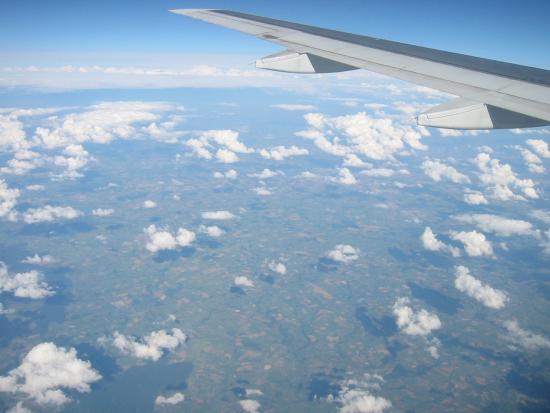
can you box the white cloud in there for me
[22,205,81,224]
[326,245,359,263]
[393,297,441,336]
[234,276,254,288]
[34,101,182,149]
[0,342,101,406]
[331,168,357,185]
[22,254,57,265]
[216,148,239,163]
[420,227,460,257]
[92,208,114,217]
[526,139,550,158]
[259,145,309,161]
[201,210,235,220]
[143,225,195,253]
[249,168,281,179]
[453,214,537,237]
[0,179,20,221]
[336,375,392,413]
[199,225,224,237]
[450,230,493,257]
[186,130,253,163]
[112,328,186,361]
[271,104,316,111]
[503,320,550,350]
[268,261,287,275]
[361,168,395,177]
[26,184,45,191]
[0,262,54,299]
[296,112,427,161]
[155,392,185,406]
[0,115,28,152]
[421,159,470,184]
[239,399,261,413]
[343,154,371,168]
[463,189,488,205]
[454,266,508,309]
[253,187,272,196]
[474,152,538,201]
[530,210,550,224]
[142,200,156,209]
[515,146,545,173]
[214,169,238,179]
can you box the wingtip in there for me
[169,9,211,16]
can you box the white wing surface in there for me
[171,9,550,130]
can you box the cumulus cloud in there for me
[26,184,45,191]
[259,145,309,161]
[234,276,254,288]
[0,179,20,221]
[453,214,537,237]
[185,129,253,162]
[268,261,287,275]
[0,342,101,406]
[199,225,224,237]
[201,210,235,220]
[343,154,371,168]
[1,150,44,176]
[142,200,156,209]
[92,208,114,216]
[6,401,31,413]
[34,101,182,149]
[143,225,195,253]
[239,399,261,413]
[449,230,493,256]
[530,210,550,225]
[526,139,550,158]
[421,159,470,184]
[213,169,238,179]
[360,168,395,177]
[503,320,550,350]
[474,152,538,201]
[155,392,185,406]
[22,205,82,224]
[22,254,57,265]
[0,115,28,152]
[393,297,441,336]
[271,104,316,111]
[420,227,460,257]
[253,187,272,196]
[112,328,187,361]
[331,168,357,185]
[326,245,359,263]
[249,168,282,179]
[336,375,392,413]
[463,189,488,205]
[295,111,427,161]
[454,266,508,309]
[0,262,54,299]
[515,146,545,173]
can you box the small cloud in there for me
[201,210,235,220]
[503,320,550,350]
[234,276,254,288]
[421,159,470,184]
[450,230,493,257]
[259,146,308,161]
[112,328,187,361]
[143,225,195,253]
[453,214,537,237]
[249,168,282,179]
[239,399,261,413]
[268,261,287,275]
[216,148,239,163]
[155,392,185,406]
[213,169,238,179]
[199,225,224,237]
[326,244,359,263]
[22,254,57,265]
[0,262,54,299]
[92,208,114,216]
[454,266,508,309]
[0,342,101,406]
[331,168,357,185]
[526,139,550,158]
[142,200,157,209]
[22,205,81,224]
[253,187,272,196]
[420,227,460,257]
[463,189,488,205]
[271,104,316,111]
[393,297,441,336]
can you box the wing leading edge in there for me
[171,9,550,130]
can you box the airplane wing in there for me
[171,9,550,130]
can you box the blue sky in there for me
[2,0,550,70]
